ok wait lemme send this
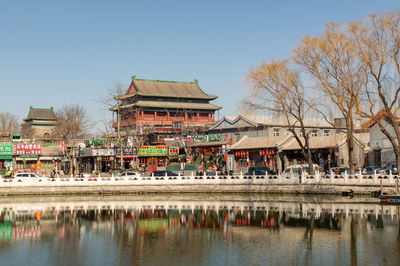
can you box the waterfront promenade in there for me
[0,171,399,196]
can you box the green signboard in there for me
[20,155,37,158]
[0,156,12,159]
[0,144,12,156]
[138,146,168,156]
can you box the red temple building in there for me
[112,76,222,144]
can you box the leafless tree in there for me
[0,112,20,135]
[52,104,91,140]
[349,11,400,168]
[245,59,315,171]
[98,81,143,170]
[294,22,364,172]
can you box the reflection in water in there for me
[0,196,399,265]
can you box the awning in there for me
[280,135,346,151]
[190,140,231,148]
[229,135,290,150]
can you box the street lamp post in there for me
[78,145,81,177]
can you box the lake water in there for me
[0,194,398,266]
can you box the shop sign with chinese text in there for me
[138,146,168,156]
[0,144,12,155]
[13,143,42,155]
[115,147,137,156]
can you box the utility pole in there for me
[117,105,124,170]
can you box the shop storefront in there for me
[39,145,64,175]
[189,134,232,172]
[14,143,42,173]
[138,146,168,173]
[115,146,137,170]
[0,144,13,173]
[79,148,116,173]
[232,148,278,173]
[229,135,290,173]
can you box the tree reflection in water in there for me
[0,196,399,265]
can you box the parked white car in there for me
[118,171,140,180]
[14,173,44,182]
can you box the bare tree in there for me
[98,81,141,170]
[245,59,315,171]
[52,104,91,140]
[0,112,20,135]
[48,104,90,174]
[294,22,364,172]
[349,11,400,168]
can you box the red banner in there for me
[59,141,66,154]
[13,143,42,155]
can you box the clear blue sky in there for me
[0,0,399,132]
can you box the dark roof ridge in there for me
[133,78,198,85]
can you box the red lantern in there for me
[271,150,275,155]
[241,152,244,156]
[259,151,262,156]
[246,151,249,156]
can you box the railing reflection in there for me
[0,198,399,243]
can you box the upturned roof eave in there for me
[111,102,222,111]
[116,92,218,100]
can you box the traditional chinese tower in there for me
[111,76,221,143]
[22,107,57,139]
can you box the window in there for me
[273,128,280,137]
[323,130,330,136]
[173,122,183,128]
[311,130,318,137]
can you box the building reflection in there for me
[0,199,398,242]
[0,197,399,266]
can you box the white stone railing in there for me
[0,170,399,187]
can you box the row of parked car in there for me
[3,164,399,181]
[282,163,399,175]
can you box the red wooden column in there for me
[184,112,188,121]
[155,111,157,120]
[197,113,200,121]
[141,111,144,120]
[167,112,170,120]
[208,113,211,121]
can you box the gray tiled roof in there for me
[24,107,57,121]
[119,78,218,100]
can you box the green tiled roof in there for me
[114,100,222,111]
